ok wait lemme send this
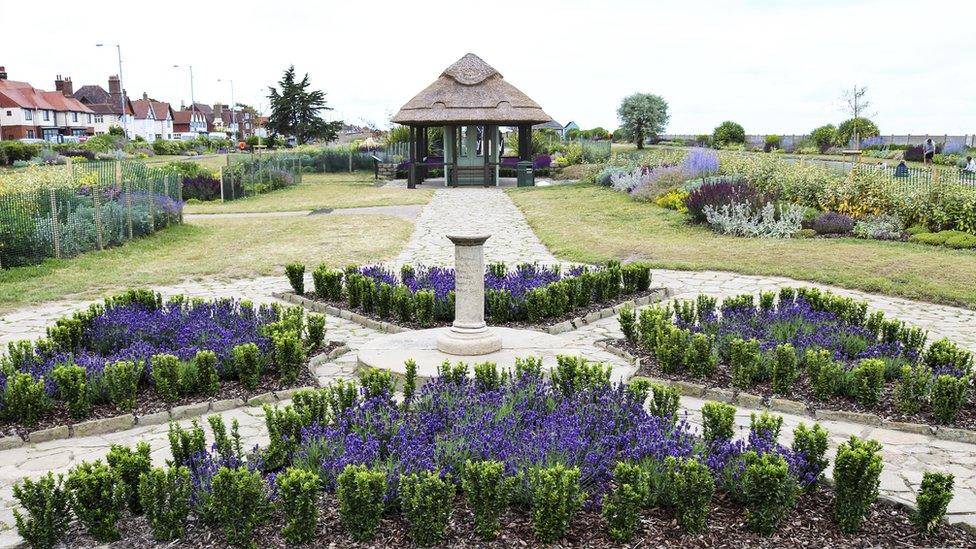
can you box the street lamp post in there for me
[173,65,196,132]
[95,43,127,138]
[218,78,235,138]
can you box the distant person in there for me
[965,156,976,173]
[923,138,936,164]
[894,160,909,177]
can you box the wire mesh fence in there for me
[219,154,304,201]
[1,160,183,269]
[853,164,976,193]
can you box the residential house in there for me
[563,121,579,136]
[70,75,133,135]
[191,102,215,132]
[0,67,93,141]
[533,119,565,138]
[173,106,207,134]
[130,93,174,141]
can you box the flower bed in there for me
[13,361,973,548]
[0,289,330,437]
[284,260,655,329]
[614,286,975,429]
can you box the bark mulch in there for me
[64,484,975,548]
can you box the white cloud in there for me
[1,0,973,134]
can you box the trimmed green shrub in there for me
[749,410,783,441]
[415,289,435,327]
[2,371,50,426]
[637,306,671,352]
[525,287,550,323]
[312,265,342,300]
[393,284,414,323]
[195,350,220,397]
[771,343,798,394]
[359,367,397,400]
[895,364,930,415]
[167,420,206,466]
[473,361,502,392]
[792,422,829,487]
[621,262,651,293]
[461,460,515,541]
[336,464,386,542]
[104,360,140,412]
[151,354,181,403]
[139,465,192,541]
[741,451,799,535]
[276,467,321,545]
[399,470,455,546]
[232,343,262,390]
[813,358,845,400]
[834,436,883,533]
[66,460,126,542]
[177,360,199,397]
[305,313,326,350]
[51,363,91,419]
[618,305,636,344]
[686,332,716,378]
[403,358,418,403]
[647,382,680,420]
[931,374,970,424]
[804,348,831,381]
[924,338,974,372]
[12,472,72,549]
[546,281,570,317]
[551,355,611,395]
[208,415,243,463]
[529,464,586,544]
[263,404,303,471]
[730,338,761,389]
[912,471,954,534]
[210,466,268,549]
[376,282,394,319]
[702,401,736,443]
[486,288,511,324]
[106,441,152,514]
[851,358,886,406]
[273,331,305,385]
[656,325,691,373]
[666,457,715,534]
[285,262,305,295]
[601,461,648,543]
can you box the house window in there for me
[4,110,10,116]
[73,112,78,122]
[87,114,92,123]
[95,115,104,123]
[27,129,35,138]
[43,110,50,121]
[23,109,33,121]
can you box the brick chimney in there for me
[108,75,121,96]
[55,75,74,96]
[142,92,148,100]
[0,66,7,80]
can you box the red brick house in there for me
[0,67,94,141]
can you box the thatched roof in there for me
[391,54,553,126]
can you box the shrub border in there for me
[272,288,673,335]
[0,344,351,450]
[597,340,976,446]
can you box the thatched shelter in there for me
[392,53,553,187]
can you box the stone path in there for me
[2,186,976,545]
[394,188,559,266]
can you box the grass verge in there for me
[184,172,433,214]
[0,214,412,311]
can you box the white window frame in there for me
[24,108,33,121]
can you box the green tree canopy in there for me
[267,66,342,145]
[809,124,837,151]
[617,93,669,150]
[713,121,745,146]
[835,117,879,148]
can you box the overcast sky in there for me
[2,0,973,135]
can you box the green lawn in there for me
[184,172,434,214]
[0,214,412,312]
[508,183,976,309]
[144,153,232,172]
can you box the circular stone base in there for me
[357,327,593,381]
[436,326,503,355]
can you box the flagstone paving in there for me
[1,186,975,545]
